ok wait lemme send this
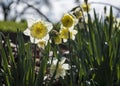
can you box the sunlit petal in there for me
[62,64,70,70]
[45,22,53,32]
[27,18,35,27]
[23,28,30,36]
[60,57,66,64]
[30,37,40,44]
[43,34,49,41]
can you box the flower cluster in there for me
[23,12,79,48]
[53,13,78,44]
[22,2,91,79]
[22,2,91,78]
[23,14,77,79]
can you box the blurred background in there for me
[0,0,120,23]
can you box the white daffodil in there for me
[61,13,78,28]
[49,57,70,79]
[60,27,78,42]
[23,18,53,43]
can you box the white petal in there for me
[49,51,53,57]
[23,28,30,36]
[62,64,70,70]
[36,19,41,22]
[48,58,52,64]
[69,26,74,31]
[61,71,66,79]
[72,30,78,35]
[40,39,48,45]
[60,24,64,29]
[72,35,75,40]
[71,30,77,40]
[38,44,44,49]
[49,58,58,65]
[73,30,78,35]
[37,39,48,49]
[60,57,66,64]
[53,58,58,65]
[63,39,67,42]
[27,18,35,27]
[46,22,53,32]
[44,75,48,80]
[30,37,40,44]
[43,34,49,41]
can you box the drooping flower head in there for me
[74,8,83,19]
[37,39,48,49]
[61,13,78,28]
[49,57,70,79]
[23,19,53,43]
[71,7,83,19]
[81,3,90,12]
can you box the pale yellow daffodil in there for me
[61,13,78,28]
[60,27,78,42]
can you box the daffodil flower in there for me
[82,3,90,12]
[73,7,83,19]
[61,13,78,28]
[49,57,70,79]
[60,27,78,42]
[23,19,53,43]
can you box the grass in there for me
[0,21,27,32]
